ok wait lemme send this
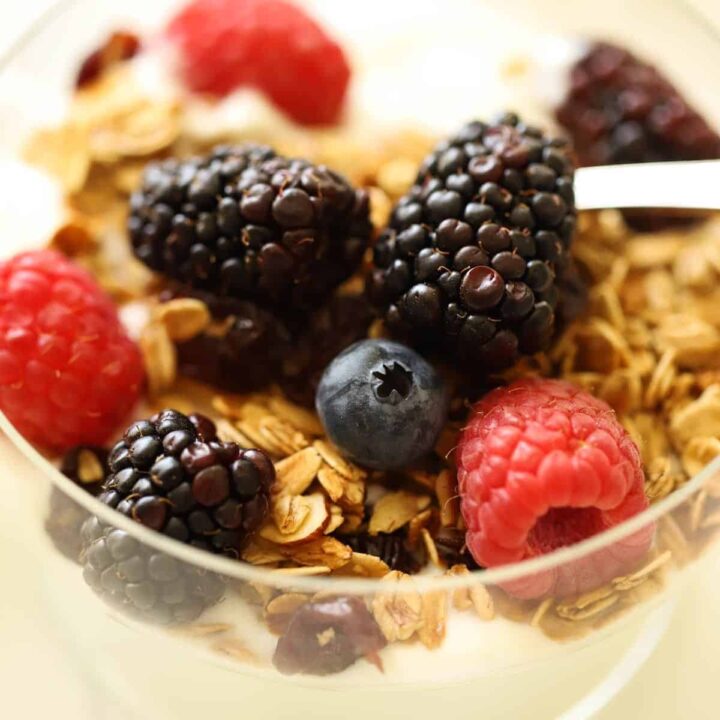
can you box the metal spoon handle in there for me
[574,160,720,211]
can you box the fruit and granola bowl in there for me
[2,0,720,717]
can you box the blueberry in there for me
[315,340,449,470]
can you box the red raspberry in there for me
[0,251,144,452]
[457,378,654,599]
[166,0,351,125]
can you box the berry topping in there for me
[457,378,653,599]
[76,31,141,89]
[368,116,582,373]
[315,339,449,470]
[96,409,274,556]
[273,596,386,675]
[170,291,293,394]
[166,0,351,125]
[0,250,144,451]
[556,41,720,230]
[128,145,371,314]
[81,516,225,624]
[44,446,110,563]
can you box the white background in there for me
[1,1,720,718]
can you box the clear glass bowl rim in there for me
[3,0,720,595]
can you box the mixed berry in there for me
[9,0,717,679]
[316,339,449,469]
[367,115,579,372]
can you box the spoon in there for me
[574,159,719,211]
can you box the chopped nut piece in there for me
[369,491,432,535]
[139,321,177,396]
[273,447,323,496]
[314,440,364,481]
[155,299,210,342]
[76,449,105,484]
[444,565,494,619]
[258,415,310,456]
[334,552,390,578]
[278,537,353,570]
[267,396,324,436]
[418,590,448,650]
[272,494,312,535]
[325,505,345,535]
[371,571,424,642]
[318,466,365,511]
[241,539,285,565]
[259,493,329,545]
[265,593,309,635]
[215,418,255,448]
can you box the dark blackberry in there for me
[81,516,225,624]
[556,41,720,230]
[344,530,422,574]
[169,290,293,393]
[44,446,109,562]
[273,596,386,675]
[279,293,374,407]
[129,144,371,313]
[368,116,579,372]
[95,409,274,557]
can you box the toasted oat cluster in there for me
[22,47,720,674]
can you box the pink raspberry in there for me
[0,250,144,451]
[166,0,351,125]
[457,378,654,599]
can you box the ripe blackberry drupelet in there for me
[129,144,371,312]
[556,42,720,230]
[81,517,225,624]
[367,115,578,371]
[96,409,275,556]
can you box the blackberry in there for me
[368,116,578,372]
[81,516,225,624]
[279,293,374,407]
[170,290,293,393]
[129,144,371,313]
[45,446,110,562]
[273,596,386,676]
[96,409,274,557]
[345,530,422,574]
[556,42,720,230]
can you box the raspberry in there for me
[0,251,144,451]
[457,378,653,599]
[166,0,351,125]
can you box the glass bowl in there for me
[2,1,720,719]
